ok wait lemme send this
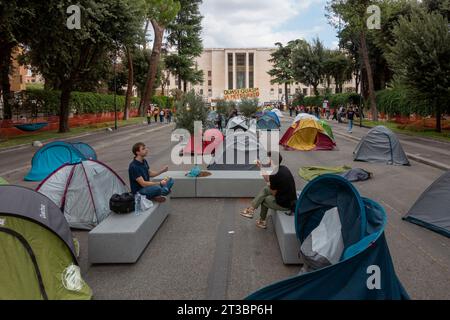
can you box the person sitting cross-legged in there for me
[240,152,297,229]
[128,142,174,203]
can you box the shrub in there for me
[175,90,208,134]
[238,98,259,117]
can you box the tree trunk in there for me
[183,81,187,93]
[124,46,134,121]
[143,20,149,50]
[284,82,289,110]
[59,83,72,133]
[0,45,13,120]
[141,20,164,116]
[178,73,182,90]
[359,30,378,121]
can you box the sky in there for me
[199,0,340,49]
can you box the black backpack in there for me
[109,192,135,214]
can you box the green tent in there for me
[299,165,351,181]
[0,177,8,185]
[0,185,92,300]
[319,120,335,140]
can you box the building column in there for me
[233,52,236,90]
[224,50,228,92]
[245,52,249,89]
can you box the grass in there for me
[361,120,450,143]
[0,117,146,149]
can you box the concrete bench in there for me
[153,171,196,198]
[271,209,302,265]
[88,198,170,264]
[196,170,266,198]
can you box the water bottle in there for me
[134,193,141,216]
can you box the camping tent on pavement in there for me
[36,160,128,230]
[280,118,335,151]
[207,131,268,170]
[257,111,280,130]
[353,126,410,165]
[271,108,283,118]
[25,141,97,181]
[246,175,409,300]
[403,171,450,237]
[226,116,249,134]
[0,185,92,299]
[294,113,318,123]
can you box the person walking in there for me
[146,107,152,125]
[347,106,355,133]
[153,107,159,123]
[159,109,164,123]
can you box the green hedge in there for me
[25,89,140,114]
[375,87,429,116]
[151,95,174,109]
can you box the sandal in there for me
[240,207,255,218]
[256,219,267,229]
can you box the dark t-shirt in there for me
[129,158,150,194]
[269,165,297,210]
[347,110,355,120]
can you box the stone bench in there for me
[154,170,266,198]
[88,198,170,264]
[153,171,196,198]
[196,170,266,198]
[271,209,302,265]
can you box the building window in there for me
[295,88,300,93]
[167,80,170,86]
[278,88,282,94]
[303,88,308,96]
[200,89,204,95]
[249,72,254,88]
[235,53,246,89]
[208,70,212,77]
[208,89,212,97]
[208,80,212,86]
[270,88,274,95]
[228,53,233,89]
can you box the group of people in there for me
[146,105,173,125]
[289,105,321,118]
[331,105,361,133]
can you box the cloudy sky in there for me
[199,0,339,49]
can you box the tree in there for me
[174,90,207,134]
[26,0,145,132]
[327,0,379,120]
[268,41,298,108]
[386,10,450,132]
[291,38,326,96]
[0,0,35,120]
[140,0,180,115]
[323,50,353,93]
[166,0,204,92]
[239,98,259,118]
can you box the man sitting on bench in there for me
[240,152,297,229]
[129,142,174,203]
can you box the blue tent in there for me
[71,142,97,160]
[25,141,96,181]
[257,111,280,130]
[246,175,409,300]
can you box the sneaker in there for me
[240,207,255,219]
[256,219,267,229]
[152,196,166,203]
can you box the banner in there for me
[224,88,259,100]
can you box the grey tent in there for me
[207,131,268,170]
[339,168,372,182]
[403,171,450,237]
[36,160,128,230]
[353,126,410,165]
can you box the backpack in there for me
[109,192,135,214]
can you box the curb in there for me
[333,131,450,171]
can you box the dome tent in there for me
[25,141,97,181]
[226,116,248,133]
[0,185,92,299]
[353,126,409,165]
[36,160,128,230]
[280,118,335,151]
[207,131,269,170]
[257,111,280,130]
[403,171,450,237]
[246,175,409,300]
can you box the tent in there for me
[353,126,410,165]
[246,175,409,300]
[299,166,352,181]
[271,108,283,118]
[403,171,450,237]
[257,111,280,130]
[182,129,224,155]
[25,141,97,181]
[0,185,92,299]
[207,131,268,170]
[226,116,249,133]
[294,113,318,123]
[319,120,334,140]
[280,118,335,151]
[0,177,8,185]
[36,160,128,230]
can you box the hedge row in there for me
[151,95,175,109]
[375,87,430,116]
[25,89,140,114]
